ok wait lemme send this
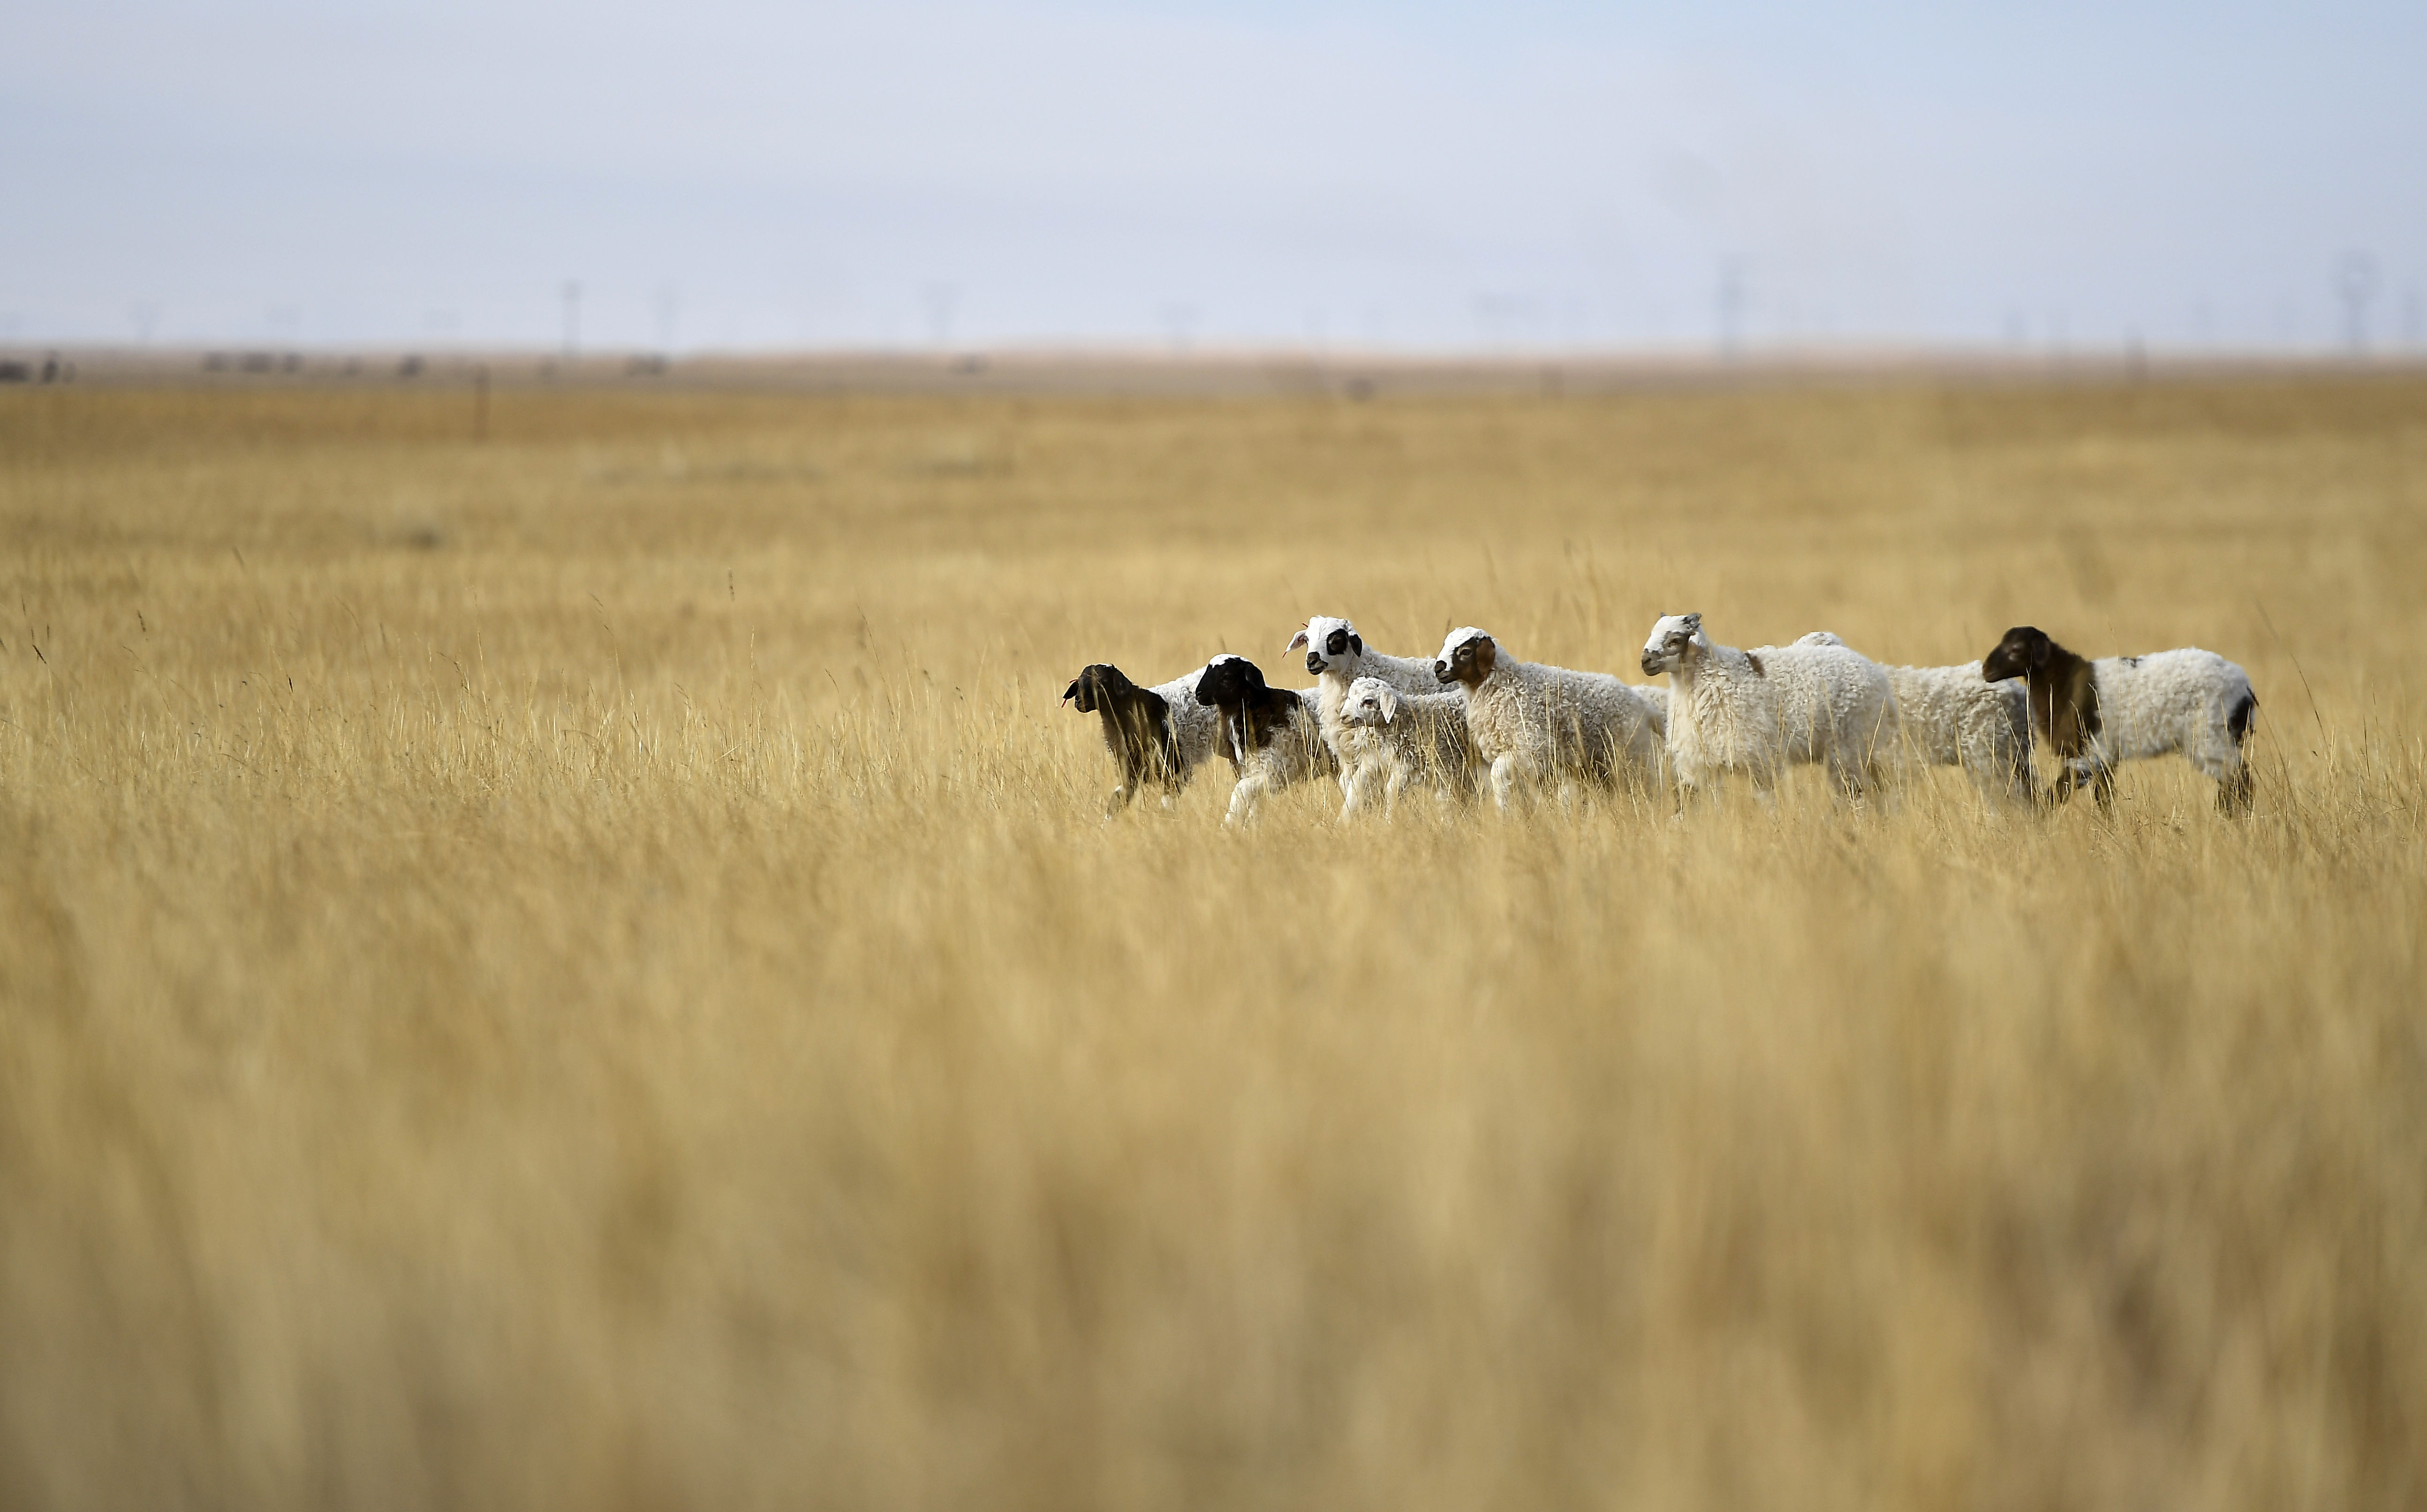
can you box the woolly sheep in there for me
[1980,625,2256,814]
[1640,614,1896,805]
[1433,627,1666,810]
[1061,661,1219,813]
[1333,675,1481,816]
[1796,633,2033,807]
[1191,654,1334,825]
[1289,614,1475,809]
[1884,662,2034,807]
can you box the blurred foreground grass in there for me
[2,374,2424,1509]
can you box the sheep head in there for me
[1340,677,1400,727]
[1436,627,1497,688]
[1640,613,1706,676]
[1192,654,1265,710]
[1289,615,1364,678]
[1981,626,2055,683]
[1063,662,1141,713]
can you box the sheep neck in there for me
[2025,642,2101,757]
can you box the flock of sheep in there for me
[1063,614,2261,822]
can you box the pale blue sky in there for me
[4,0,2421,352]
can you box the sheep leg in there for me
[1749,757,1778,812]
[1489,753,1527,812]
[1670,757,1715,816]
[2215,762,2255,816]
[1225,772,1269,827]
[2082,758,2116,812]
[1824,749,1864,806]
[1339,760,1370,819]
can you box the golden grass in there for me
[3,373,2424,1510]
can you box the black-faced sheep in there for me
[1190,654,1334,825]
[1980,626,2256,814]
[1061,661,1219,812]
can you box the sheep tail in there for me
[2228,690,2257,746]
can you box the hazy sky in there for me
[5,0,2422,352]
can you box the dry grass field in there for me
[3,370,2424,1511]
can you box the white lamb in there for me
[1639,613,1896,806]
[1795,633,2033,807]
[1289,614,1475,810]
[1333,676,1481,816]
[1980,625,2257,814]
[1433,627,1667,809]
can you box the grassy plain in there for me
[2,369,2424,1510]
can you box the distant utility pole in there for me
[1716,260,1746,359]
[2334,253,2380,355]
[561,280,583,363]
[1159,301,1199,352]
[653,284,679,358]
[920,282,958,350]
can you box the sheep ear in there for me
[1285,627,1309,651]
[1377,686,1400,722]
[1350,633,1364,655]
[1061,678,1080,703]
[1682,613,1701,632]
[2030,637,2050,670]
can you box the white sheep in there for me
[1796,633,2033,807]
[1061,660,1220,812]
[1639,614,1896,806]
[1190,654,1335,824]
[1289,614,1476,811]
[1884,662,2034,807]
[1433,627,1666,809]
[1980,625,2257,814]
[1333,676,1481,816]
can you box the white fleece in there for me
[1333,677,1479,816]
[1882,661,2034,805]
[1437,627,1666,810]
[1292,614,1470,791]
[1152,666,1221,787]
[2078,648,2254,781]
[1221,686,1332,825]
[1642,615,1895,802]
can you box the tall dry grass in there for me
[2,374,2424,1511]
